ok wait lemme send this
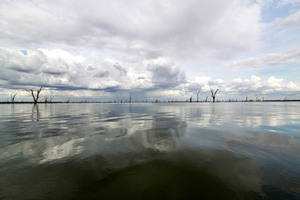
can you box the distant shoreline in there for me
[1,100,300,104]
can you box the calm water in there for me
[0,102,299,199]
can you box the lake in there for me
[0,102,299,199]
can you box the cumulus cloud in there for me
[147,58,186,88]
[186,74,300,98]
[113,63,127,76]
[0,47,299,101]
[145,75,300,101]
[0,47,155,94]
[0,48,107,89]
[0,48,46,72]
[221,75,300,97]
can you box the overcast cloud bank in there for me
[0,0,299,101]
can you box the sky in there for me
[0,0,299,102]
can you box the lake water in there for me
[0,102,299,199]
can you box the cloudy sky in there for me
[0,0,299,102]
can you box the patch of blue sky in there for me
[260,0,296,23]
[20,50,27,55]
[256,63,300,81]
[258,34,300,60]
[265,28,300,45]
[261,40,300,54]
[33,44,45,49]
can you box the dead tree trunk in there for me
[197,88,201,102]
[190,95,192,102]
[210,87,219,103]
[11,93,17,103]
[129,93,132,103]
[30,87,42,104]
[44,95,54,103]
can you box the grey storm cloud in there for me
[147,58,186,88]
[186,83,204,93]
[95,71,110,78]
[0,48,46,73]
[113,63,127,76]
[0,47,152,92]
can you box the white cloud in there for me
[184,75,300,99]
[0,47,154,92]
[0,48,46,72]
[224,47,300,69]
[270,10,300,29]
[226,75,300,96]
[0,0,299,100]
[143,74,300,101]
[0,0,262,60]
[267,76,284,88]
[262,8,300,46]
[147,58,186,88]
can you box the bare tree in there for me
[196,88,201,102]
[65,98,71,103]
[255,95,259,102]
[44,96,47,103]
[29,87,42,104]
[210,87,219,103]
[190,95,193,102]
[44,94,54,103]
[11,93,17,103]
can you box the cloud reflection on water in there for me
[0,102,299,199]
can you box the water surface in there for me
[0,102,299,199]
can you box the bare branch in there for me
[11,93,17,103]
[29,87,43,104]
[197,88,201,102]
[210,87,219,103]
[30,90,36,103]
[36,87,42,102]
[214,89,219,96]
[49,95,54,102]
